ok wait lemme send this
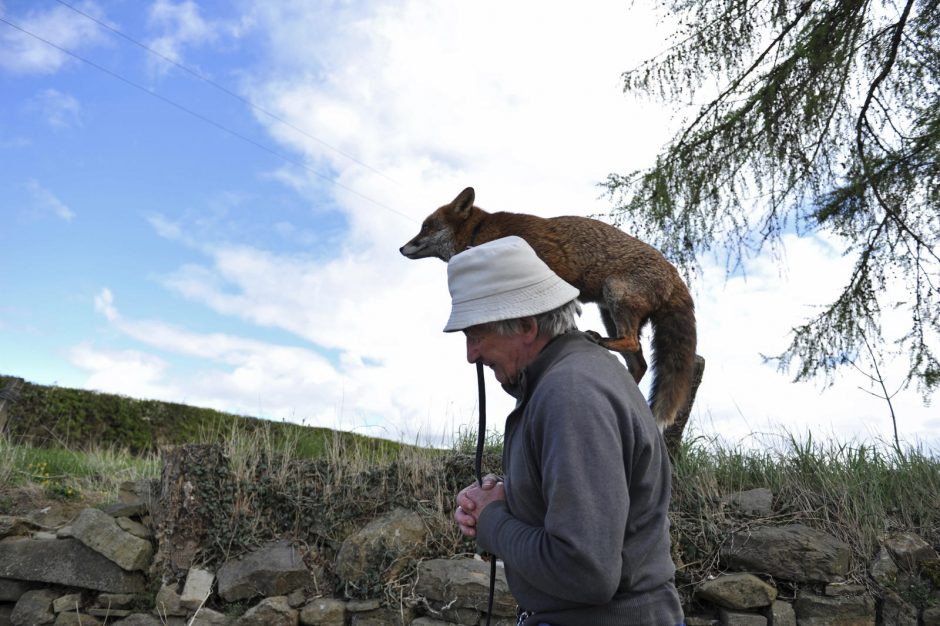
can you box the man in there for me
[447,236,684,626]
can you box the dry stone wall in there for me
[1,450,938,626]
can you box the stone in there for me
[299,598,346,626]
[97,593,138,610]
[695,573,777,610]
[217,540,311,603]
[87,608,132,618]
[769,600,795,626]
[414,558,516,617]
[103,502,148,519]
[869,547,898,587]
[793,589,875,626]
[335,508,428,584]
[52,593,82,613]
[883,532,939,571]
[154,583,187,617]
[118,480,156,508]
[348,607,413,625]
[54,613,103,626]
[0,538,146,592]
[70,508,153,571]
[717,608,766,625]
[722,524,851,583]
[180,568,215,610]
[11,589,57,625]
[116,517,151,540]
[189,607,232,625]
[922,604,940,626]
[878,590,917,626]
[232,596,298,626]
[723,489,774,517]
[345,599,381,612]
[0,579,38,603]
[823,583,866,596]
[286,588,306,608]
[112,614,165,625]
[423,600,480,625]
[0,516,40,540]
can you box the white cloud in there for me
[144,0,251,75]
[146,0,215,66]
[82,288,373,428]
[689,234,936,450]
[26,179,76,221]
[61,1,936,451]
[29,88,83,128]
[70,343,174,401]
[0,2,107,74]
[132,0,931,450]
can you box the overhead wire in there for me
[52,0,398,186]
[0,14,414,224]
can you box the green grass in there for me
[670,431,940,589]
[1,438,160,505]
[2,373,938,607]
[0,373,409,458]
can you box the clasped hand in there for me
[454,474,505,538]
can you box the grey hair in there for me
[488,299,582,339]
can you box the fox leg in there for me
[598,301,648,384]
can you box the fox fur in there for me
[400,187,697,429]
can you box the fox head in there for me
[399,187,477,262]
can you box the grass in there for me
[1,374,938,611]
[1,436,160,506]
[670,430,940,596]
[0,373,409,458]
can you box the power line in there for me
[52,0,398,185]
[0,15,414,223]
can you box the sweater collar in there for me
[501,330,590,401]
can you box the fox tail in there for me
[647,291,697,429]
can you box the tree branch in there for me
[676,1,815,148]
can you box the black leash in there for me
[475,360,486,486]
[475,360,498,626]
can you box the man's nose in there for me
[466,339,480,364]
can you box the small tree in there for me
[606,0,939,399]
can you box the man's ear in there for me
[520,317,540,341]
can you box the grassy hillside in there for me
[0,374,405,458]
[2,373,938,610]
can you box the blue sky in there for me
[1,0,937,451]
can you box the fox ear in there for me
[452,187,475,215]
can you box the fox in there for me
[400,186,697,430]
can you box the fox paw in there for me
[584,330,604,343]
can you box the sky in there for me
[1,0,937,454]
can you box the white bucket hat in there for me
[443,236,580,332]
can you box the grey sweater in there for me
[476,331,683,626]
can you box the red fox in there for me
[400,187,697,429]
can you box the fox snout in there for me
[399,224,457,261]
[399,236,429,259]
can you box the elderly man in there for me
[447,236,684,626]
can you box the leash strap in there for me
[475,360,486,488]
[475,360,497,626]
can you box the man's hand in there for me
[455,474,505,538]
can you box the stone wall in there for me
[1,449,938,626]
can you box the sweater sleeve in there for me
[476,361,635,605]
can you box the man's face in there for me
[463,323,533,385]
